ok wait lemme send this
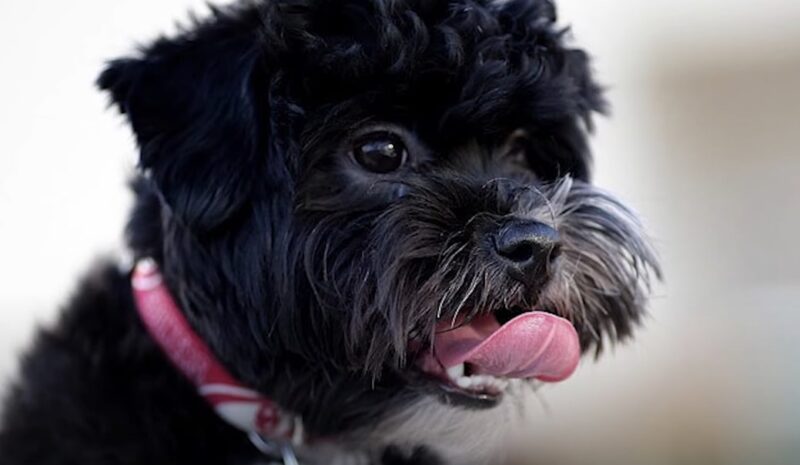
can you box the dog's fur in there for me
[0,1,660,464]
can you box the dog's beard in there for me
[296,173,659,377]
[291,174,660,462]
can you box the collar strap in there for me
[131,258,296,443]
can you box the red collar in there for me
[131,259,296,442]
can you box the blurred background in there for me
[0,1,798,464]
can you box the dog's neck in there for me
[131,258,302,459]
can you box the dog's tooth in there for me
[453,373,512,394]
[487,376,505,392]
[472,375,486,385]
[446,363,465,380]
[456,376,473,389]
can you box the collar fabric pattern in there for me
[131,259,295,440]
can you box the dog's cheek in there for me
[539,179,662,353]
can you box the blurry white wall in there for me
[1,1,799,464]
[526,1,800,464]
[0,0,199,381]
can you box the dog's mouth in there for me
[414,307,580,406]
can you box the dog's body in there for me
[0,1,659,464]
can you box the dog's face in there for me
[101,0,659,460]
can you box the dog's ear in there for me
[540,48,606,182]
[497,0,606,181]
[98,7,272,230]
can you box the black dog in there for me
[0,1,659,464]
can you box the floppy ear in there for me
[492,0,605,182]
[98,7,270,230]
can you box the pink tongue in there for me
[433,312,580,382]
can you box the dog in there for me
[0,1,660,464]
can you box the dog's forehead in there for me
[276,0,593,144]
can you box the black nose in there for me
[492,219,561,286]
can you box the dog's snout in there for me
[492,219,560,286]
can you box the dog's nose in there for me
[492,219,560,286]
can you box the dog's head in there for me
[100,0,659,460]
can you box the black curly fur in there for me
[0,1,659,464]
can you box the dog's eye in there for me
[352,132,407,173]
